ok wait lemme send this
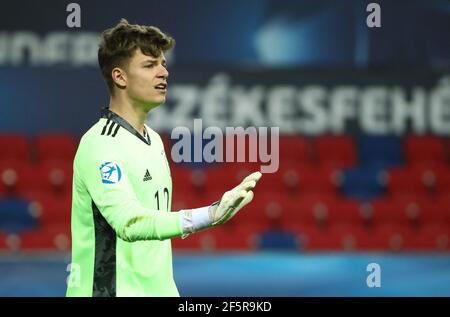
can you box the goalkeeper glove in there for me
[181,171,262,235]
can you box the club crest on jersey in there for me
[99,162,122,184]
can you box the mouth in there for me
[154,83,167,92]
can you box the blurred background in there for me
[1,0,450,296]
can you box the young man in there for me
[66,19,262,297]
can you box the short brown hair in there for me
[98,19,175,94]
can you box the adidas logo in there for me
[143,169,152,181]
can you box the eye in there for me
[144,64,155,68]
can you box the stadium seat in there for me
[385,167,428,196]
[358,136,403,168]
[369,196,423,227]
[288,224,358,251]
[172,225,260,251]
[39,161,73,197]
[35,195,71,227]
[34,134,78,164]
[339,166,385,201]
[207,225,260,250]
[314,135,356,168]
[3,161,71,199]
[235,193,291,229]
[0,134,29,163]
[0,197,37,233]
[172,230,212,251]
[434,169,450,195]
[356,224,410,251]
[258,163,339,196]
[201,163,255,197]
[17,224,71,251]
[13,164,54,199]
[419,195,450,226]
[404,135,446,165]
[0,232,7,250]
[256,229,298,250]
[401,224,449,251]
[171,165,202,194]
[281,194,355,229]
[278,136,311,164]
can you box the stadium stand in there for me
[0,133,449,252]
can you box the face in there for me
[114,49,169,109]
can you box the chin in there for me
[143,98,165,110]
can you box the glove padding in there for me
[208,171,262,226]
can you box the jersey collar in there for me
[101,107,151,145]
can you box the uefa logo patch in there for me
[99,162,122,184]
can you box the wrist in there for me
[181,206,212,236]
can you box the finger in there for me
[238,180,257,192]
[242,171,262,183]
[230,190,248,208]
[230,180,255,195]
[227,191,254,220]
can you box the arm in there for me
[78,137,262,242]
[77,141,183,242]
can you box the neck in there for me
[108,94,150,136]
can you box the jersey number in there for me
[154,187,169,211]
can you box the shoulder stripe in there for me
[101,119,111,135]
[107,122,116,136]
[112,124,120,137]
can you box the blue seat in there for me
[257,229,298,250]
[340,167,385,201]
[358,136,403,168]
[0,197,36,233]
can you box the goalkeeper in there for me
[66,19,262,297]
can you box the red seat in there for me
[288,224,357,251]
[206,225,260,250]
[434,169,450,195]
[33,195,71,227]
[40,161,73,197]
[406,162,450,192]
[202,164,248,197]
[357,224,411,251]
[408,224,450,251]
[259,163,339,196]
[234,193,292,229]
[0,161,51,198]
[404,135,446,165]
[172,230,214,251]
[282,194,360,228]
[0,232,7,250]
[280,194,329,228]
[35,134,78,164]
[369,196,426,226]
[297,166,340,196]
[326,199,363,225]
[0,134,29,163]
[419,196,450,225]
[171,166,199,193]
[13,164,56,198]
[278,136,311,164]
[172,225,260,251]
[385,167,428,196]
[171,188,214,211]
[314,135,356,168]
[0,162,19,196]
[18,225,71,251]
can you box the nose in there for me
[158,64,169,80]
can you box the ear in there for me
[111,67,127,88]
